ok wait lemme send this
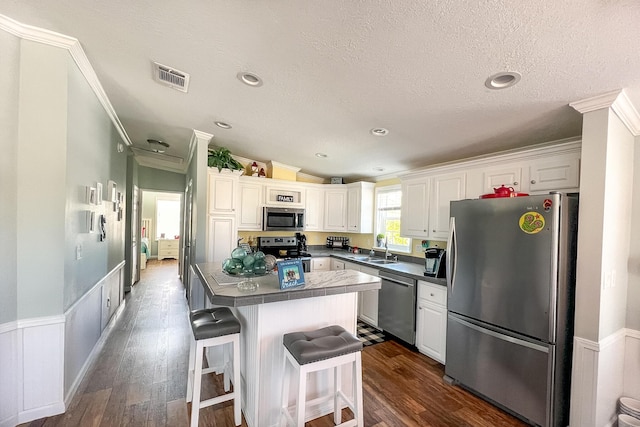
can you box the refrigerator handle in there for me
[447,216,456,293]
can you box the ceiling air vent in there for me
[152,62,190,93]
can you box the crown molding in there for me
[0,13,132,145]
[570,89,640,136]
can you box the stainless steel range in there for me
[257,234,311,272]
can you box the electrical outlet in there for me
[415,243,423,252]
[76,244,82,260]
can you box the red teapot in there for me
[493,185,516,197]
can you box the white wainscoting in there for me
[0,322,18,427]
[624,330,640,399]
[570,328,633,427]
[0,262,125,427]
[64,262,125,405]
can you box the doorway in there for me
[139,190,183,276]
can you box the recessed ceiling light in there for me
[315,153,328,158]
[237,71,263,87]
[485,72,521,90]
[370,128,389,137]
[215,121,232,129]
[373,167,385,172]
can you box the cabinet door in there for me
[208,171,238,215]
[429,172,466,240]
[527,154,580,192]
[416,299,447,364]
[359,266,379,327]
[324,188,348,231]
[478,164,522,196]
[206,215,236,263]
[347,186,362,233]
[400,178,430,238]
[304,187,324,231]
[330,259,345,270]
[311,257,330,271]
[238,182,263,230]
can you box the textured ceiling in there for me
[2,1,640,180]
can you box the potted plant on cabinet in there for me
[376,233,385,247]
[207,147,244,172]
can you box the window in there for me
[156,198,181,239]
[375,185,411,253]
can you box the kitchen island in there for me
[194,263,381,427]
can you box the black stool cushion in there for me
[190,307,240,340]
[283,325,363,365]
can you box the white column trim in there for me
[570,89,640,136]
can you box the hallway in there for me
[20,260,525,427]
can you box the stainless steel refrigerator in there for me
[445,193,578,427]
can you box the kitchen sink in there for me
[368,259,398,264]
[351,256,371,261]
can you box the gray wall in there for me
[16,40,68,319]
[138,165,185,192]
[0,30,20,323]
[628,138,640,330]
[63,54,127,311]
[2,37,127,320]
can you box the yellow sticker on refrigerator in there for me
[519,212,545,234]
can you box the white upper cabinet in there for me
[429,172,466,240]
[347,182,375,233]
[467,164,523,199]
[238,178,264,230]
[400,139,581,240]
[264,183,304,207]
[324,187,348,231]
[527,154,580,193]
[400,178,430,238]
[207,169,240,215]
[304,186,324,231]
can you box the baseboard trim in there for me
[17,402,65,424]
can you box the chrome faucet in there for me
[384,238,398,262]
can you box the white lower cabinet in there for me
[416,280,447,364]
[332,260,379,327]
[358,266,379,327]
[311,257,330,271]
[330,258,346,270]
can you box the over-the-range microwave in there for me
[262,207,305,231]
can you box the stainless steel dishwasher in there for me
[377,270,417,345]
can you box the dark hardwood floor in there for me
[20,260,527,427]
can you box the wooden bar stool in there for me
[281,325,364,427]
[186,307,241,427]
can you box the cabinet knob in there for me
[430,293,435,297]
[432,230,436,233]
[418,306,422,310]
[513,181,518,186]
[531,180,536,184]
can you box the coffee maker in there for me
[424,248,446,278]
[296,232,308,253]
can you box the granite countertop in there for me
[195,262,381,307]
[306,248,448,287]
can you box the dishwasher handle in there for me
[379,271,415,287]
